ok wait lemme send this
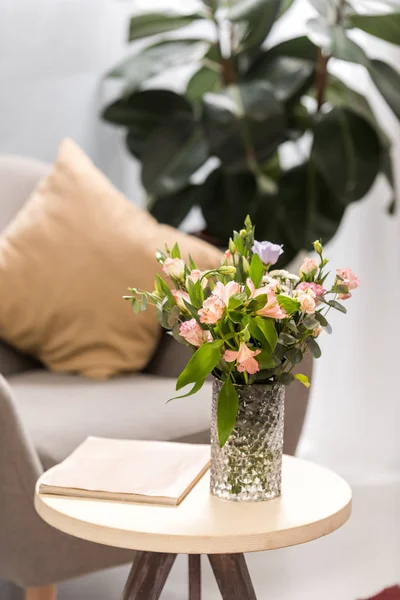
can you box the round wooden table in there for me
[35,455,352,600]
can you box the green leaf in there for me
[279,332,297,345]
[128,9,206,42]
[302,315,320,330]
[295,373,311,388]
[199,168,258,244]
[267,36,319,62]
[277,294,300,315]
[324,74,390,149]
[187,279,204,309]
[154,274,174,304]
[168,378,205,402]
[350,13,400,45]
[245,55,315,103]
[328,299,347,314]
[107,40,210,93]
[141,116,208,198]
[369,59,400,121]
[186,64,221,104]
[331,284,349,294]
[315,311,329,326]
[171,242,181,259]
[254,316,278,350]
[286,347,303,365]
[217,377,239,447]
[256,349,276,369]
[202,81,286,172]
[249,253,264,288]
[330,26,370,67]
[228,292,248,310]
[311,108,382,204]
[176,340,224,390]
[228,0,282,51]
[279,372,295,385]
[150,185,200,228]
[305,336,322,358]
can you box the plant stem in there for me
[211,11,236,86]
[315,50,330,111]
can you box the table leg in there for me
[121,551,176,600]
[189,554,201,600]
[208,553,257,600]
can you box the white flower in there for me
[162,257,185,280]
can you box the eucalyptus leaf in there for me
[176,340,224,390]
[279,372,295,385]
[285,347,303,365]
[141,116,208,198]
[303,315,319,329]
[328,299,347,313]
[128,9,206,42]
[217,376,239,447]
[279,332,297,345]
[350,12,400,44]
[305,336,322,358]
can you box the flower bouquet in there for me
[126,217,359,501]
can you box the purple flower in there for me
[252,240,283,265]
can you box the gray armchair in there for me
[0,155,310,600]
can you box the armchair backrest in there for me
[0,155,49,376]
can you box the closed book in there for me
[39,437,210,506]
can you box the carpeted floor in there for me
[365,588,400,599]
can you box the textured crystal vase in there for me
[210,379,285,502]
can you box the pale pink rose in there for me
[171,289,190,310]
[297,281,326,297]
[162,257,185,280]
[179,319,212,347]
[186,269,207,289]
[224,342,261,375]
[198,295,225,324]
[299,257,318,277]
[212,281,241,305]
[295,290,316,314]
[256,293,287,319]
[336,267,360,299]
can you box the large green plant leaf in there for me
[176,340,224,390]
[103,90,192,159]
[186,67,221,104]
[199,169,258,242]
[369,59,400,121]
[227,0,282,51]
[128,8,206,42]
[217,377,239,447]
[150,185,200,227]
[312,108,382,203]
[202,81,286,172]
[245,55,315,102]
[107,40,210,94]
[141,116,208,198]
[324,74,390,148]
[330,26,370,66]
[267,35,319,61]
[349,12,400,44]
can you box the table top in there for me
[35,455,352,555]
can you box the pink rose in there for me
[297,281,326,297]
[224,342,261,375]
[171,289,190,310]
[186,269,207,289]
[336,268,360,299]
[295,289,316,314]
[299,257,318,277]
[212,281,241,305]
[179,319,212,347]
[256,293,287,319]
[162,257,185,280]
[198,295,225,324]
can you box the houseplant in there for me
[103,0,399,266]
[126,216,359,501]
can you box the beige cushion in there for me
[8,369,212,470]
[0,140,222,378]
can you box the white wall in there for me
[0,0,399,482]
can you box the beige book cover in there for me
[39,437,210,506]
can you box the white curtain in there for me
[0,0,398,483]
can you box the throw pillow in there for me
[0,139,222,379]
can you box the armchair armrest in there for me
[0,340,40,377]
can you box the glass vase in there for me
[210,379,285,502]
